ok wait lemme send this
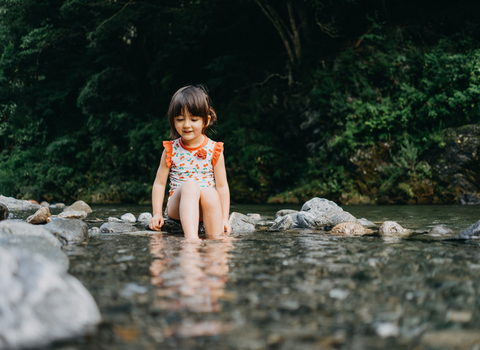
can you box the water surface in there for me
[22,204,480,349]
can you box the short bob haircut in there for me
[168,85,217,139]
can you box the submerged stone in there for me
[100,222,138,233]
[427,225,455,237]
[453,220,480,239]
[379,221,412,237]
[329,222,375,236]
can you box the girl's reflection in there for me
[149,234,234,313]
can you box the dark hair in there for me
[168,85,217,139]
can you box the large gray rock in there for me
[453,220,480,240]
[301,197,342,215]
[274,209,298,220]
[0,195,40,211]
[269,215,293,231]
[64,200,92,214]
[296,210,357,229]
[323,211,358,227]
[0,221,61,247]
[0,236,69,271]
[229,212,255,232]
[44,219,89,244]
[297,211,325,228]
[100,222,137,233]
[0,203,8,221]
[0,246,101,350]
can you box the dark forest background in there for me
[1,0,479,205]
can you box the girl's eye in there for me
[191,119,199,122]
[176,118,184,122]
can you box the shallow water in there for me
[17,204,480,349]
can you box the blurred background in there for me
[0,0,479,205]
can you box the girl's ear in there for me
[207,115,211,126]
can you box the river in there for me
[21,203,480,349]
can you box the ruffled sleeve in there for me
[163,141,173,168]
[211,142,224,167]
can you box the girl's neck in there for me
[181,134,206,149]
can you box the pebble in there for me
[121,213,136,223]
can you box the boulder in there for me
[269,215,293,231]
[0,246,101,349]
[44,219,89,244]
[274,209,298,220]
[138,212,152,223]
[229,212,255,232]
[26,207,51,224]
[453,220,480,240]
[323,211,358,228]
[0,221,61,247]
[428,225,455,237]
[100,222,137,233]
[0,236,69,271]
[379,221,412,237]
[121,213,136,223]
[58,211,87,220]
[296,210,357,229]
[64,200,92,214]
[329,222,376,236]
[0,195,40,211]
[0,203,8,221]
[301,197,342,215]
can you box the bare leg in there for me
[167,182,201,240]
[200,188,223,237]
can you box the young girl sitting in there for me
[149,85,231,240]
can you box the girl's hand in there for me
[149,213,164,231]
[223,218,231,234]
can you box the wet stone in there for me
[453,220,480,239]
[0,221,61,247]
[357,218,377,228]
[26,207,51,224]
[64,200,92,214]
[59,210,87,220]
[269,215,293,231]
[229,212,255,232]
[0,203,8,221]
[322,211,358,228]
[301,197,342,215]
[44,219,89,244]
[428,225,455,237]
[138,212,152,223]
[40,201,50,207]
[0,195,40,211]
[100,222,138,233]
[379,221,412,237]
[89,227,101,237]
[121,213,136,223]
[274,209,298,219]
[329,222,375,236]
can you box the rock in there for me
[64,200,92,214]
[421,330,480,348]
[323,211,358,228]
[229,212,255,232]
[160,218,184,233]
[0,221,61,247]
[269,215,293,231]
[453,220,480,239]
[8,213,14,219]
[40,201,50,207]
[88,227,101,238]
[247,213,262,220]
[26,207,51,224]
[357,218,377,228]
[0,236,69,271]
[138,212,152,222]
[0,195,40,210]
[108,217,122,222]
[378,221,412,237]
[121,213,136,223]
[0,203,8,221]
[274,209,298,219]
[100,222,137,233]
[330,222,375,236]
[428,225,455,237]
[44,219,89,244]
[297,211,325,228]
[58,211,87,220]
[54,203,66,208]
[301,197,342,215]
[0,246,101,349]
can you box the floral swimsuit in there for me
[163,135,223,210]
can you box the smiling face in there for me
[174,109,211,146]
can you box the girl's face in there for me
[174,110,210,145]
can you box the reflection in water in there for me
[149,233,234,318]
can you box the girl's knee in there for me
[200,188,220,207]
[180,181,201,194]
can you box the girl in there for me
[149,85,231,240]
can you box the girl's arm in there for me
[149,150,170,231]
[214,151,231,234]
